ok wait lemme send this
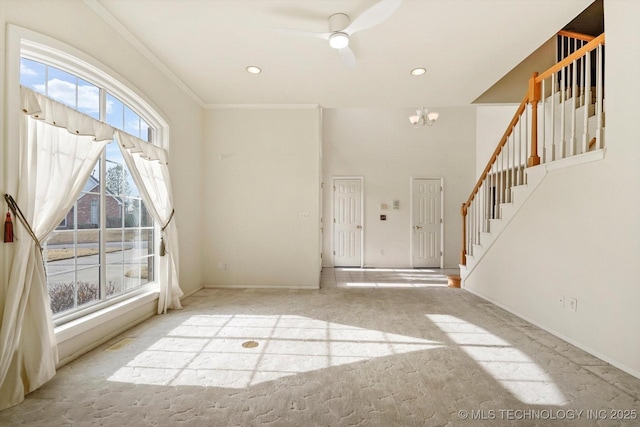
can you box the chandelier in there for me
[409,107,439,127]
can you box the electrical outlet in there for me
[569,297,578,313]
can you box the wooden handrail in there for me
[461,93,528,265]
[536,33,605,82]
[557,30,596,42]
[461,32,605,266]
[462,94,529,211]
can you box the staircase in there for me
[460,31,606,280]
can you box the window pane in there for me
[57,206,74,230]
[75,267,100,309]
[76,230,100,266]
[48,275,78,315]
[124,229,141,255]
[20,58,46,93]
[144,256,154,285]
[106,263,124,298]
[125,166,139,197]
[141,120,151,142]
[106,93,124,129]
[77,194,100,229]
[106,204,123,228]
[77,77,100,120]
[105,228,124,297]
[124,198,140,228]
[141,201,152,227]
[141,229,154,257]
[45,232,75,272]
[45,266,101,314]
[124,105,141,138]
[47,67,77,109]
[105,158,124,196]
[123,261,142,291]
[105,229,124,259]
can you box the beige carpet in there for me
[1,268,639,426]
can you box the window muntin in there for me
[20,57,158,317]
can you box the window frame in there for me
[7,25,171,326]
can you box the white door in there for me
[333,178,362,267]
[411,178,442,268]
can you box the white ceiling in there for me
[91,0,594,109]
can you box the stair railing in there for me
[461,32,605,266]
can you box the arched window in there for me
[16,33,169,323]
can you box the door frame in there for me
[331,176,364,268]
[409,177,444,268]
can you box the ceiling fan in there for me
[273,0,402,68]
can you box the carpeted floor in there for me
[1,268,639,426]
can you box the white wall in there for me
[0,0,203,360]
[475,105,519,179]
[464,0,640,377]
[202,108,322,288]
[322,107,476,268]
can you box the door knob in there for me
[356,225,363,229]
[414,225,422,230]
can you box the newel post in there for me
[460,203,467,265]
[528,72,541,167]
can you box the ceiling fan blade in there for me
[339,46,357,69]
[344,0,402,35]
[270,27,331,40]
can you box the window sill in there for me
[55,289,159,344]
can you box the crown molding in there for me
[83,0,205,108]
[204,104,320,110]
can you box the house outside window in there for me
[19,51,164,319]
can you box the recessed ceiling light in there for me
[411,67,427,76]
[246,66,262,74]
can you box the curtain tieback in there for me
[159,209,175,257]
[4,193,43,254]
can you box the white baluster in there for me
[582,50,591,153]
[510,131,515,194]
[517,119,522,185]
[560,64,567,159]
[570,58,578,156]
[505,138,510,203]
[550,73,556,161]
[596,44,604,149]
[493,155,498,219]
[482,180,488,233]
[541,79,546,164]
[524,106,529,185]
[496,152,501,218]
[475,192,480,244]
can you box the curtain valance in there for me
[21,87,115,142]
[0,87,181,410]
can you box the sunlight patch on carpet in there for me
[107,315,443,388]
[427,314,567,405]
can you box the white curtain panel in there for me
[115,131,182,314]
[0,88,109,410]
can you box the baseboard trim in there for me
[465,286,640,380]
[180,285,205,299]
[203,284,319,290]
